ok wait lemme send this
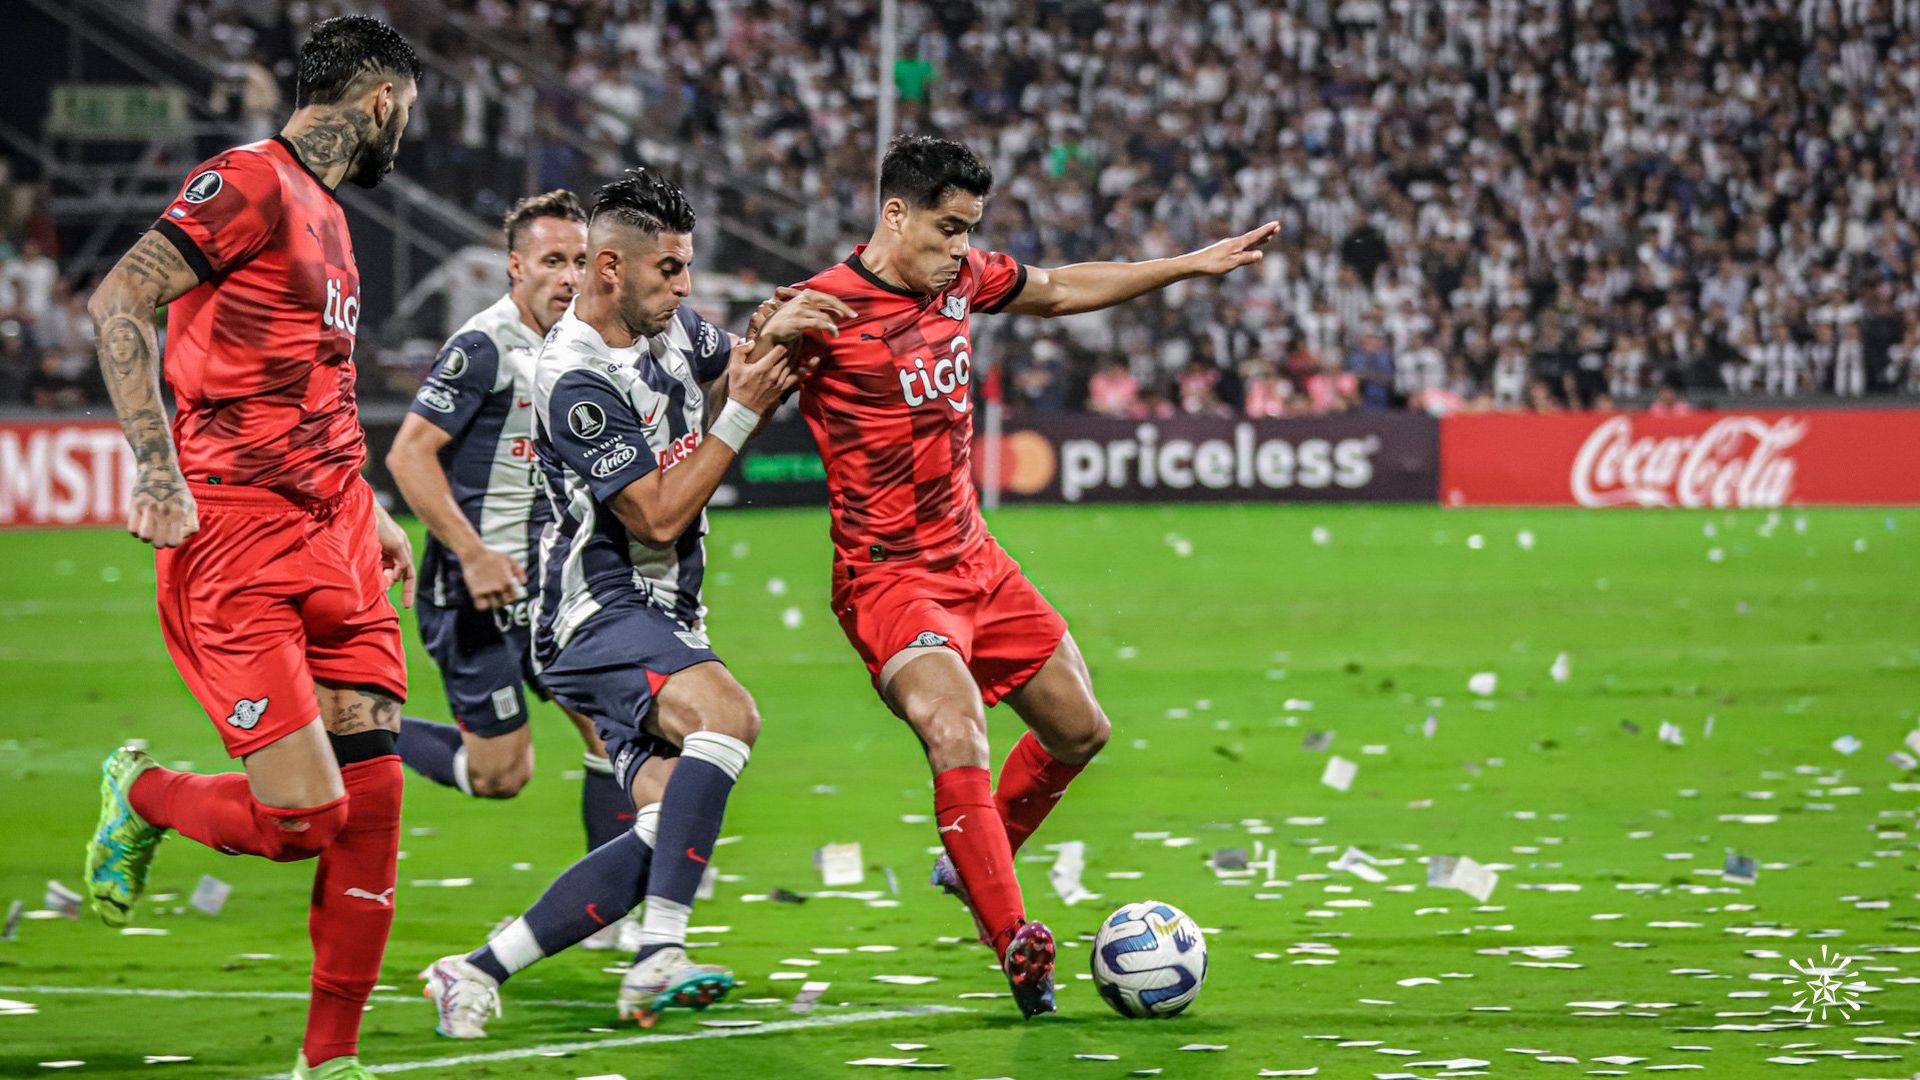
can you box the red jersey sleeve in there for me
[152,151,284,281]
[970,248,1028,314]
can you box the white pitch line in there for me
[277,1005,970,1077]
[0,984,803,1012]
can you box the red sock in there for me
[303,757,402,1066]
[933,766,1024,957]
[995,733,1086,855]
[129,768,346,862]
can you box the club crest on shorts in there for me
[909,631,951,648]
[224,696,268,730]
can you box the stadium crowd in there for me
[11,0,1920,416]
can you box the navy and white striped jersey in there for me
[407,293,549,608]
[531,302,733,661]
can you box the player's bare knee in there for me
[915,700,989,769]
[1059,709,1111,763]
[469,759,531,798]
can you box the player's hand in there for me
[461,546,527,611]
[746,286,802,340]
[726,340,802,415]
[1184,221,1281,277]
[757,289,857,346]
[128,467,198,549]
[372,502,417,609]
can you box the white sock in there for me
[680,730,751,781]
[636,896,691,952]
[633,802,662,848]
[487,917,542,976]
[451,746,474,796]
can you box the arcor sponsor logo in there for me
[1057,423,1380,502]
[1570,415,1802,508]
[898,335,973,414]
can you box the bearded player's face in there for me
[348,80,417,190]
[616,232,694,338]
[892,190,984,294]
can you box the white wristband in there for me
[710,399,761,453]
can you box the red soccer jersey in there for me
[796,245,1026,569]
[153,137,367,503]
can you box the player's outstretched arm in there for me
[86,230,207,549]
[386,415,523,609]
[608,342,801,546]
[1002,221,1280,319]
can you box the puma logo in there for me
[345,886,394,906]
[223,696,268,730]
[938,815,966,835]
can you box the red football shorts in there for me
[155,478,407,758]
[834,535,1067,707]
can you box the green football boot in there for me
[292,1052,375,1079]
[83,745,167,927]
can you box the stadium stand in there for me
[10,0,1920,414]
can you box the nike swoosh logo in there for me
[944,397,972,415]
[686,847,709,865]
[586,902,606,926]
[516,399,531,409]
[641,403,665,427]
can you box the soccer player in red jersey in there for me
[792,136,1277,1018]
[81,17,422,1079]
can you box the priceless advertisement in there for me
[985,414,1439,504]
[1440,410,1920,508]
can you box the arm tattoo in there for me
[90,232,193,495]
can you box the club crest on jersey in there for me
[224,696,268,730]
[568,401,607,439]
[697,320,720,357]
[940,294,968,321]
[898,334,973,414]
[182,170,224,204]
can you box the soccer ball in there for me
[1090,900,1208,1018]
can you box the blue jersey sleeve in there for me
[544,369,657,501]
[679,306,733,383]
[409,331,501,437]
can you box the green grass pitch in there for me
[1,504,1917,1078]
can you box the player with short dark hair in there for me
[385,191,646,913]
[81,16,421,1080]
[420,170,852,1034]
[789,134,1277,1019]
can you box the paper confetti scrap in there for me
[1320,756,1356,792]
[189,874,231,916]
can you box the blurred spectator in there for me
[24,348,93,409]
[1086,360,1139,418]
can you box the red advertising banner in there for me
[0,420,135,527]
[1441,410,1920,508]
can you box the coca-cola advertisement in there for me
[1440,410,1920,508]
[0,419,136,528]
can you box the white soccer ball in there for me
[1090,900,1208,1018]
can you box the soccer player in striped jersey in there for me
[789,136,1276,1018]
[385,192,642,921]
[421,169,851,1034]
